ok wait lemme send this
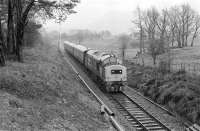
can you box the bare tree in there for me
[133,7,145,53]
[143,7,159,41]
[167,4,196,48]
[132,7,146,66]
[167,13,176,47]
[191,13,200,46]
[184,4,195,47]
[157,9,168,52]
[148,39,163,65]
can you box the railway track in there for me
[125,87,200,131]
[61,46,197,131]
[64,52,174,130]
[107,92,171,131]
[60,47,125,131]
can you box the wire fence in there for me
[170,63,200,74]
[131,56,200,75]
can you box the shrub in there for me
[158,61,170,74]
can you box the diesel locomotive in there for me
[64,41,127,92]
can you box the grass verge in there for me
[0,43,112,130]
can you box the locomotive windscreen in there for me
[111,70,122,74]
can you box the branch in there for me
[22,0,35,23]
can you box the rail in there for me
[125,86,174,116]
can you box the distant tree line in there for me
[0,0,79,66]
[133,4,200,65]
[61,29,112,44]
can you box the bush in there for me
[158,61,170,74]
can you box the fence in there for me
[131,56,200,75]
[171,63,200,74]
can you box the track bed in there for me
[107,92,171,131]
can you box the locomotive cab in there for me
[104,65,127,92]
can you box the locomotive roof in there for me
[87,49,116,62]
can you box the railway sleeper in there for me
[129,111,143,113]
[124,114,133,118]
[143,123,160,127]
[140,120,158,124]
[131,112,146,115]
[135,115,149,119]
[130,121,138,124]
[118,108,125,111]
[137,117,153,121]
[125,115,134,120]
[131,124,142,127]
[145,126,164,130]
[124,105,139,108]
[125,107,139,110]
[127,118,135,121]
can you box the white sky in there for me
[44,0,200,34]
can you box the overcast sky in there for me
[44,0,200,34]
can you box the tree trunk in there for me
[139,28,142,53]
[191,33,196,47]
[15,0,23,62]
[185,35,188,47]
[181,33,185,47]
[16,20,24,62]
[0,19,6,66]
[185,25,189,47]
[0,46,5,66]
[177,35,182,48]
[171,38,174,47]
[7,0,15,54]
[177,31,182,48]
[153,55,156,65]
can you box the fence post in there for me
[180,63,182,71]
[184,63,186,72]
[189,64,190,72]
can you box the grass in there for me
[0,42,111,130]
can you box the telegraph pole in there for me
[58,18,61,50]
[58,0,61,51]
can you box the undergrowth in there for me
[127,62,200,124]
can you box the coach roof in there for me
[75,44,88,52]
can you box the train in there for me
[64,41,127,92]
